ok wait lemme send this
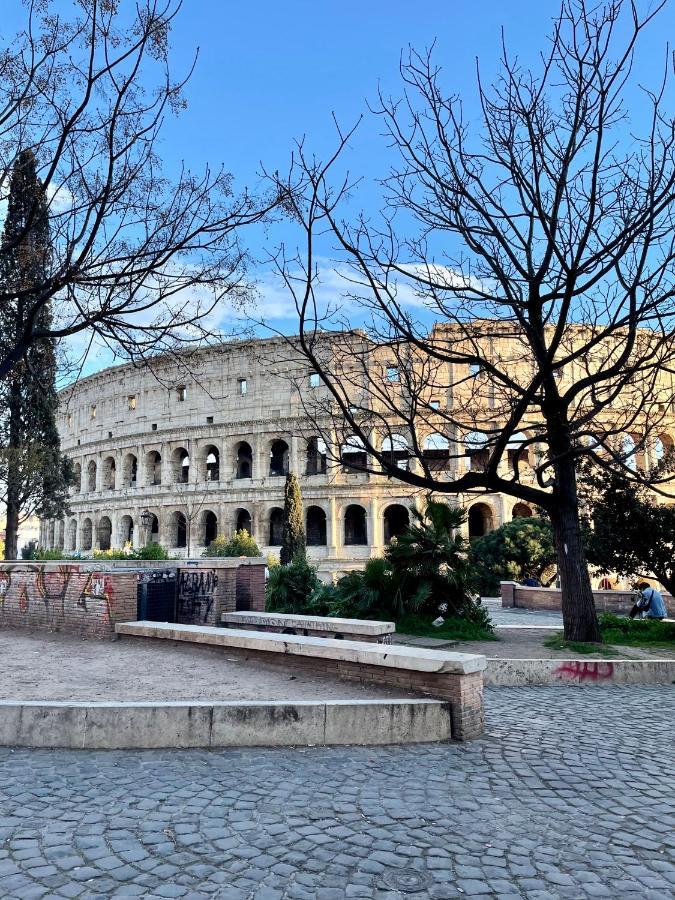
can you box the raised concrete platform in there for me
[0,698,452,749]
[221,610,394,642]
[116,621,486,674]
[485,658,675,686]
[116,621,487,740]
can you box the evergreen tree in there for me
[0,150,72,559]
[280,472,305,565]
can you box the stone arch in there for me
[55,520,65,549]
[171,447,190,483]
[465,431,489,472]
[422,433,450,471]
[344,504,367,545]
[146,450,162,486]
[170,511,187,548]
[654,433,674,464]
[235,507,252,535]
[86,460,97,492]
[202,509,218,546]
[468,502,494,539]
[66,519,77,551]
[306,506,327,546]
[306,437,327,475]
[101,456,116,490]
[235,442,253,479]
[81,518,93,551]
[507,431,531,470]
[383,503,410,543]
[203,445,220,481]
[342,436,367,472]
[97,516,112,551]
[268,507,284,545]
[269,439,289,477]
[73,462,82,493]
[512,502,533,519]
[122,453,138,487]
[142,511,160,544]
[382,434,409,471]
[119,515,134,546]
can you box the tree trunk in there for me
[4,374,22,560]
[550,458,601,643]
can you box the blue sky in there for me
[3,1,674,369]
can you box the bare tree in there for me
[0,0,276,380]
[268,0,675,641]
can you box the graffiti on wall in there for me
[554,661,614,681]
[177,569,219,623]
[0,564,113,623]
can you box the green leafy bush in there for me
[135,543,170,560]
[470,517,556,595]
[31,547,76,560]
[265,558,328,615]
[329,558,394,619]
[202,530,261,558]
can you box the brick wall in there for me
[0,563,138,638]
[501,581,673,615]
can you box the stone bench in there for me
[115,621,486,741]
[220,611,395,643]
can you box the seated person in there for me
[629,583,667,620]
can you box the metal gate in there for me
[137,571,177,622]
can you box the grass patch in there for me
[544,613,675,654]
[544,633,618,657]
[397,613,497,642]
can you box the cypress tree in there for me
[0,150,72,559]
[280,472,306,565]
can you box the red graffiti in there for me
[554,661,614,681]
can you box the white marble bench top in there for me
[116,621,486,675]
[221,611,395,635]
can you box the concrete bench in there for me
[220,611,395,643]
[116,621,486,741]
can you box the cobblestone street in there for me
[0,686,672,899]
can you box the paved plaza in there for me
[0,686,672,899]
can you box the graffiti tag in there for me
[178,570,218,624]
[554,661,614,681]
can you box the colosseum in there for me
[41,329,675,580]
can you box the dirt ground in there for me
[457,627,675,660]
[0,630,418,702]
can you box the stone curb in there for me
[0,698,453,749]
[485,657,675,686]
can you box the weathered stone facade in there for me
[41,333,675,580]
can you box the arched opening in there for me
[344,504,367,545]
[119,515,134,546]
[146,450,162,486]
[172,447,190,483]
[268,507,284,545]
[172,512,187,549]
[102,456,116,490]
[507,431,531,472]
[142,512,160,544]
[81,518,93,551]
[55,520,65,549]
[468,503,493,540]
[422,433,450,471]
[269,440,289,477]
[97,516,112,551]
[204,445,220,481]
[203,510,218,546]
[382,435,409,471]
[235,507,252,535]
[465,431,489,472]
[86,460,97,492]
[236,442,253,479]
[306,506,327,546]
[342,436,367,472]
[306,437,327,475]
[123,453,138,487]
[654,433,673,465]
[512,503,533,519]
[73,463,81,493]
[383,504,410,543]
[66,519,77,551]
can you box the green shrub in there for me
[135,543,170,560]
[32,548,75,560]
[202,530,261,558]
[329,558,394,619]
[470,517,556,595]
[265,558,328,614]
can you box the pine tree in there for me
[280,472,306,565]
[0,150,72,559]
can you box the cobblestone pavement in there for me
[0,686,672,899]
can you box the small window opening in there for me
[152,423,158,431]
[176,385,187,402]
[90,404,97,419]
[206,415,214,424]
[238,378,248,396]
[429,400,440,410]
[386,366,400,383]
[309,372,320,388]
[128,395,137,410]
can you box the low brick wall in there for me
[500,581,673,615]
[0,563,138,638]
[0,559,268,638]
